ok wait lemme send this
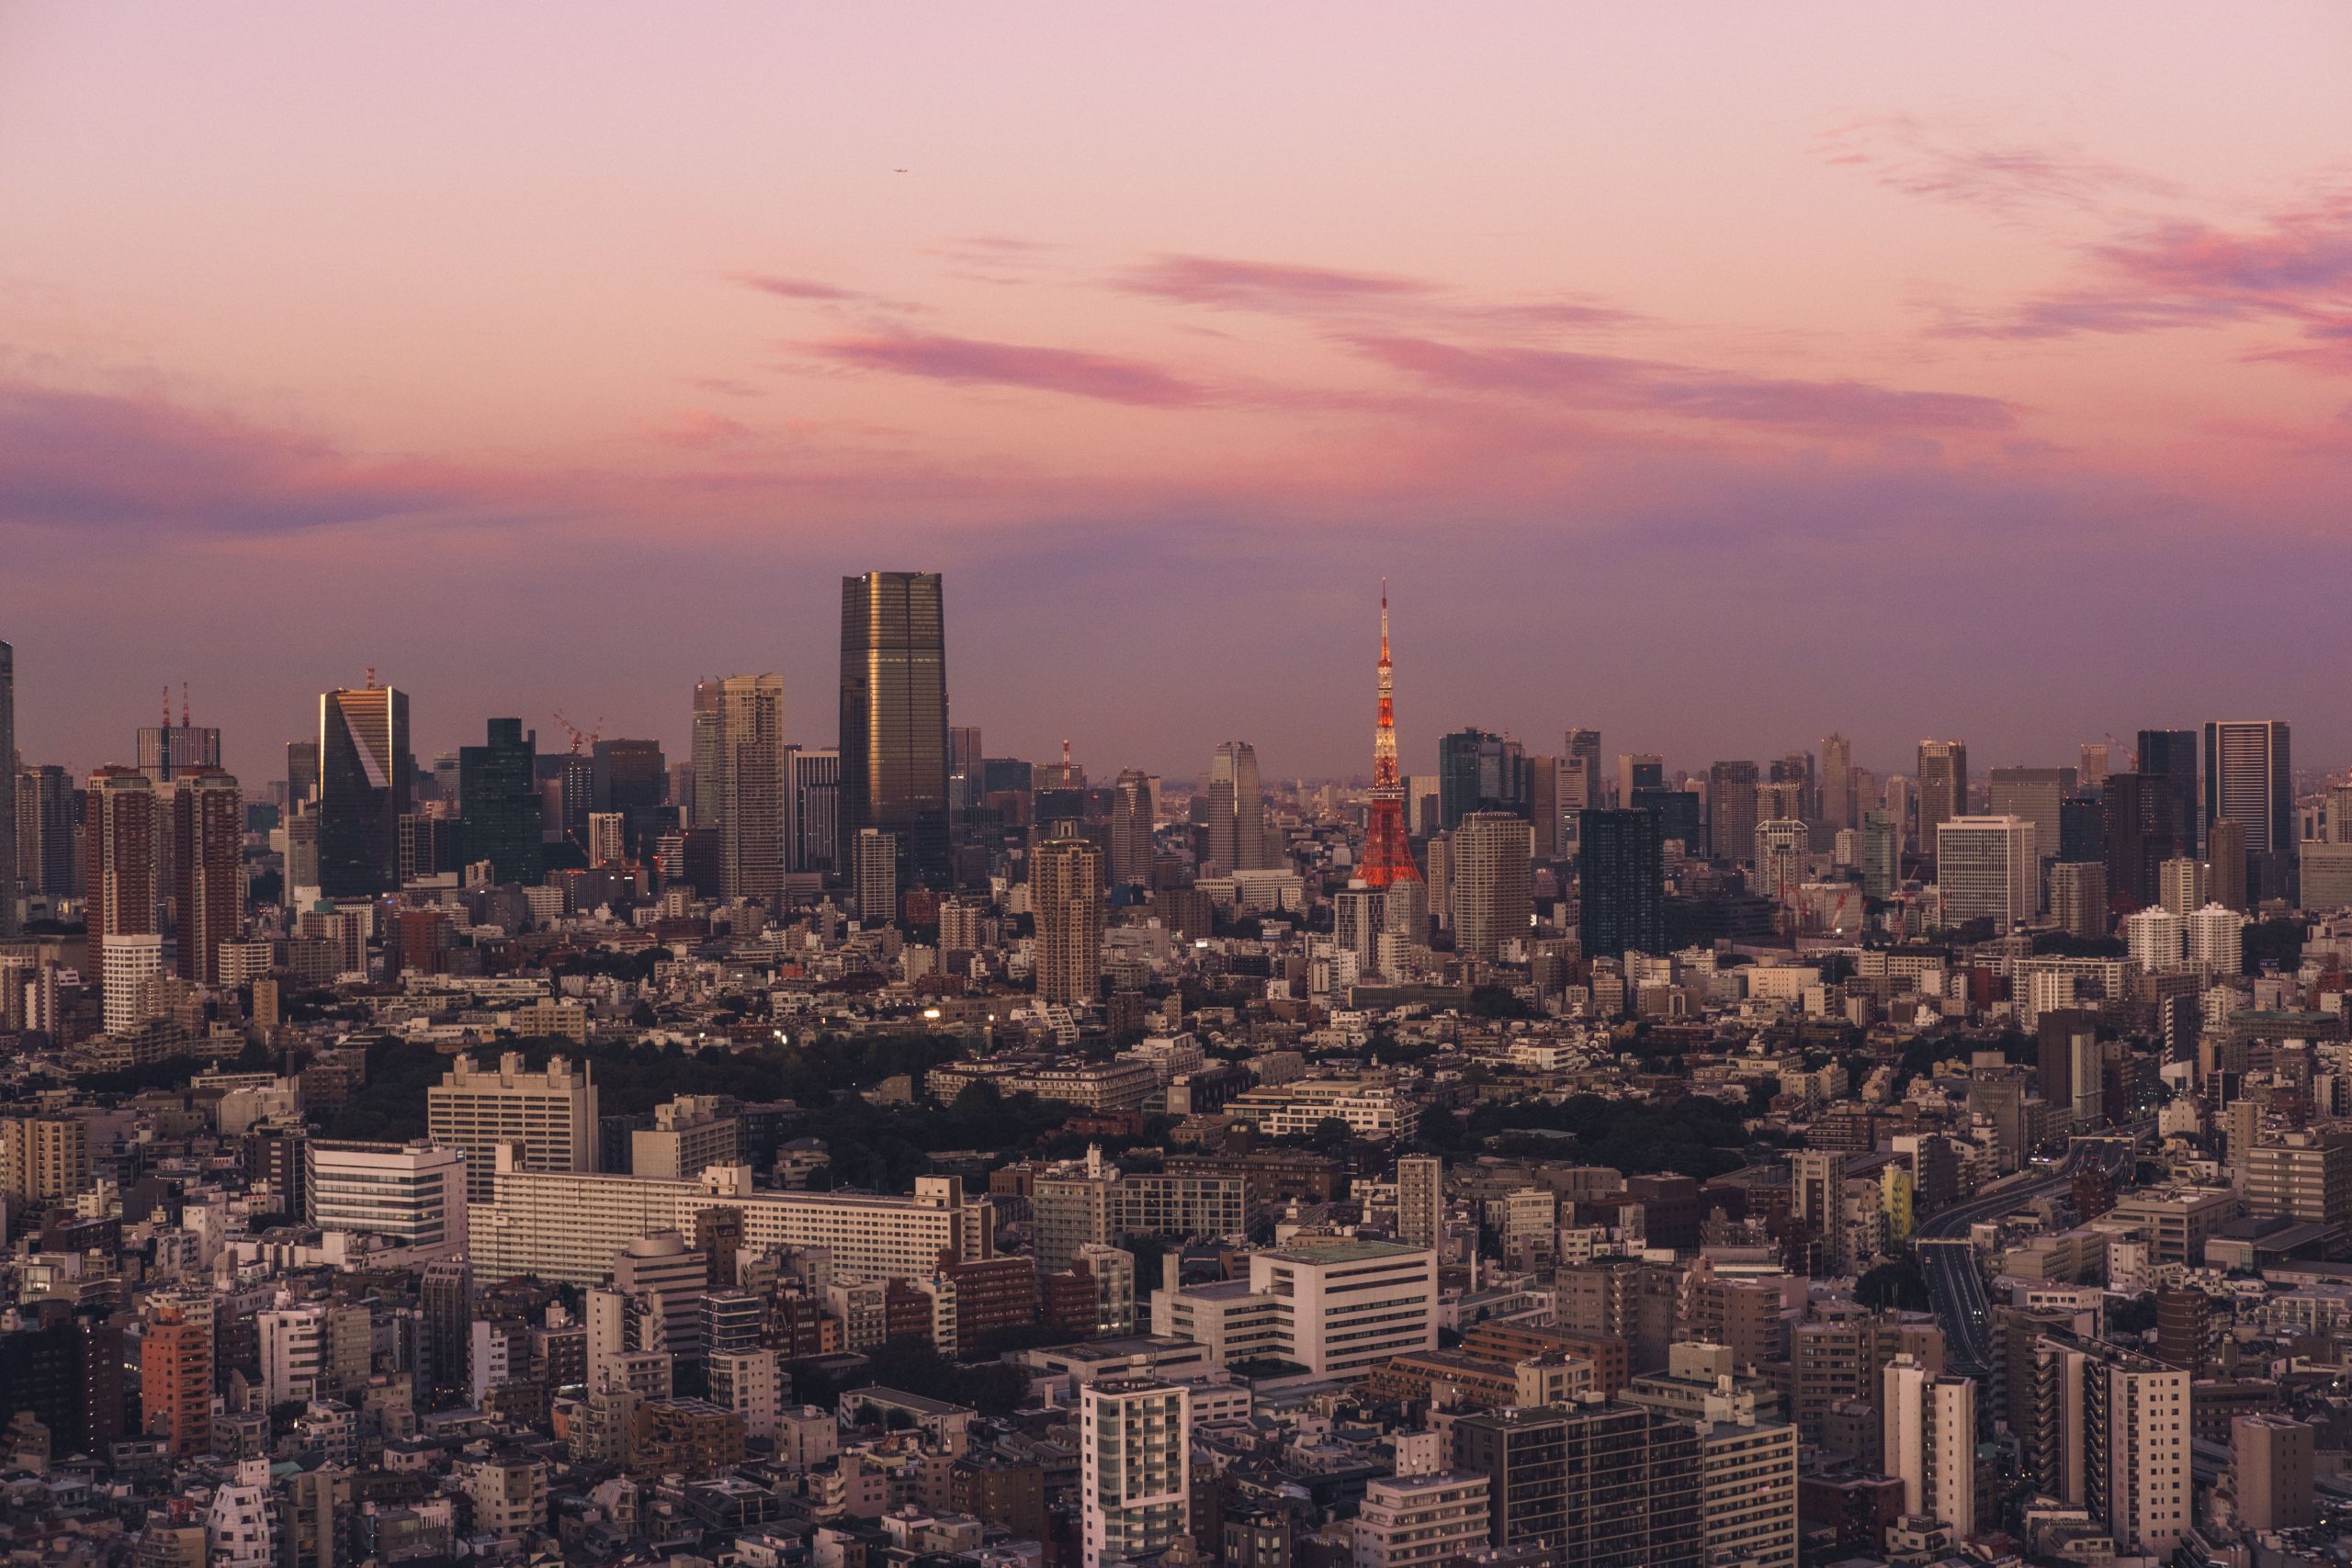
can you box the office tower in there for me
[1859,809,1899,897]
[1205,741,1269,873]
[18,764,71,897]
[1578,807,1664,959]
[84,766,159,1010]
[1916,740,1967,846]
[1529,755,1562,858]
[2330,782,2352,845]
[1618,752,1663,807]
[1988,766,2075,868]
[2234,1415,2316,1532]
[589,738,665,852]
[427,1051,599,1201]
[1632,783,1701,855]
[0,1115,89,1207]
[1080,1378,1191,1568]
[0,639,12,936]
[2205,720,2293,903]
[1770,750,1815,821]
[1109,769,1153,886]
[689,679,724,829]
[1937,816,2036,927]
[2049,863,2108,940]
[948,724,983,784]
[2031,1338,2189,1556]
[172,769,243,985]
[141,1302,213,1457]
[136,718,221,784]
[1883,1358,1975,1536]
[417,1259,473,1401]
[1752,818,1809,905]
[839,570,951,890]
[2057,791,2105,863]
[1424,832,1452,931]
[457,719,543,885]
[853,828,898,924]
[1454,1403,1702,1568]
[2206,815,2248,912]
[2079,741,2110,786]
[285,737,320,818]
[1563,728,1602,807]
[1440,728,1528,829]
[2035,1009,2100,1125]
[1334,880,1385,973]
[1707,761,1758,861]
[2135,726,2199,837]
[791,747,841,872]
[1033,835,1104,1004]
[705,674,786,905]
[305,1139,468,1259]
[317,681,412,897]
[1361,589,1423,889]
[1396,1154,1443,1248]
[2101,772,2187,916]
[1820,732,1856,830]
[1450,812,1532,963]
[2242,1131,2352,1225]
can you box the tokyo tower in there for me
[1359,581,1422,888]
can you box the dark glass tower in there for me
[0,638,15,937]
[317,683,412,897]
[2135,728,2199,852]
[459,718,544,886]
[1578,807,1666,958]
[840,571,951,890]
[593,738,667,854]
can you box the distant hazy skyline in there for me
[4,5,2348,786]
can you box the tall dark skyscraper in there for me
[1578,807,1665,959]
[0,638,15,937]
[592,738,668,855]
[136,722,222,784]
[1707,760,1758,862]
[2135,728,2199,852]
[1438,728,1528,830]
[839,571,951,891]
[2205,720,2294,905]
[2102,772,2188,917]
[459,718,544,886]
[317,682,413,897]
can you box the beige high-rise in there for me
[707,675,786,905]
[1449,812,1532,962]
[1,1114,90,1207]
[1033,835,1104,1004]
[1917,740,1969,844]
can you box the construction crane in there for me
[2104,732,2137,771]
[552,711,602,755]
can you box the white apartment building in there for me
[1152,1242,1437,1376]
[1080,1378,1191,1568]
[469,1150,992,1285]
[1353,1472,1489,1568]
[1225,1077,1418,1141]
[707,1348,785,1440]
[101,932,164,1036]
[260,1303,328,1408]
[1884,1357,1975,1538]
[1701,1420,1799,1568]
[427,1051,599,1201]
[304,1139,467,1261]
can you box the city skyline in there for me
[5,5,2351,781]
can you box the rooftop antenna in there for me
[364,666,377,689]
[161,685,171,730]
[180,682,191,728]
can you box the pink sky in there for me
[3,4,2348,785]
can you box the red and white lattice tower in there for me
[1359,581,1422,888]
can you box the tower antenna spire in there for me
[1360,582,1421,890]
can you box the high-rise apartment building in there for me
[136,721,221,784]
[791,746,841,873]
[1454,1402,1702,1568]
[1205,741,1269,873]
[1578,807,1664,959]
[18,763,74,898]
[1819,732,1856,830]
[1563,728,1602,808]
[426,1051,600,1201]
[172,769,243,985]
[1916,740,1968,847]
[2233,1415,2315,1532]
[84,766,159,1013]
[1396,1154,1443,1249]
[2030,1337,2189,1556]
[305,1139,469,1258]
[0,1114,90,1208]
[2206,816,2249,912]
[459,718,543,886]
[1033,835,1104,1004]
[141,1302,214,1458]
[2102,771,2190,916]
[2049,862,2109,940]
[1707,761,1758,862]
[1354,1472,1490,1568]
[703,675,787,906]
[2204,720,2293,904]
[317,681,411,897]
[840,570,951,891]
[1883,1357,1975,1537]
[1080,1378,1191,1568]
[1450,812,1532,963]
[1699,1419,1798,1568]
[1860,809,1900,897]
[1936,816,2036,928]
[854,828,899,925]
[2242,1131,2352,1226]
[1752,818,1809,905]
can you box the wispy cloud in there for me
[1348,336,2012,433]
[1119,254,1433,310]
[1815,113,2173,219]
[737,274,865,302]
[804,332,1211,407]
[0,382,486,535]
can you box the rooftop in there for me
[1262,1240,1428,1266]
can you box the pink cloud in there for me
[804,332,1211,407]
[0,382,489,535]
[738,274,864,301]
[1348,336,2012,433]
[1815,114,2172,218]
[1119,254,1433,310]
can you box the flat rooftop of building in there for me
[1261,1240,1427,1266]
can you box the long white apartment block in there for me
[467,1145,993,1285]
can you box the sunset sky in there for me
[4,4,2348,787]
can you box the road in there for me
[1914,1131,2142,1373]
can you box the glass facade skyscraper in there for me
[317,683,412,897]
[1578,807,1665,958]
[459,718,544,886]
[839,571,950,891]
